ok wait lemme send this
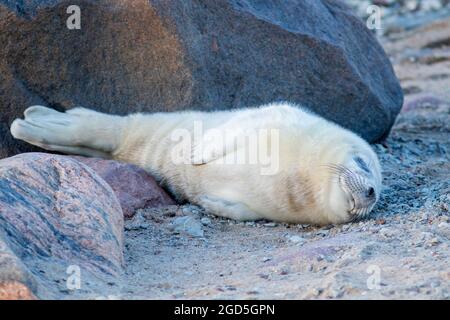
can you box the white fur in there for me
[10,102,382,225]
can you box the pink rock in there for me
[72,156,176,219]
[0,153,124,298]
[0,281,37,300]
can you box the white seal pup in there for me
[10,102,382,225]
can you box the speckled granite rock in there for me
[0,281,37,300]
[0,235,39,299]
[0,153,124,299]
[72,156,176,218]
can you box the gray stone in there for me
[264,222,277,228]
[201,217,212,226]
[169,216,204,238]
[288,235,306,245]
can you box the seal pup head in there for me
[323,145,382,224]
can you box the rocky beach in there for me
[0,0,448,299]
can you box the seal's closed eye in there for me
[354,156,371,174]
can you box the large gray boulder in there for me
[0,0,403,158]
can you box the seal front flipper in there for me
[190,125,255,165]
[196,195,260,221]
[190,130,230,165]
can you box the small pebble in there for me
[438,222,449,229]
[379,227,396,238]
[201,217,212,226]
[264,222,277,227]
[168,216,204,238]
[288,235,305,244]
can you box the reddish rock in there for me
[0,153,124,298]
[0,236,39,299]
[72,156,176,219]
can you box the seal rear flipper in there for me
[10,105,124,158]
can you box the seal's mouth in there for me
[347,192,377,221]
[323,162,378,222]
[348,195,356,213]
[339,171,377,221]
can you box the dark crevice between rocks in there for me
[423,37,450,49]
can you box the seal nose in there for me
[366,187,375,198]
